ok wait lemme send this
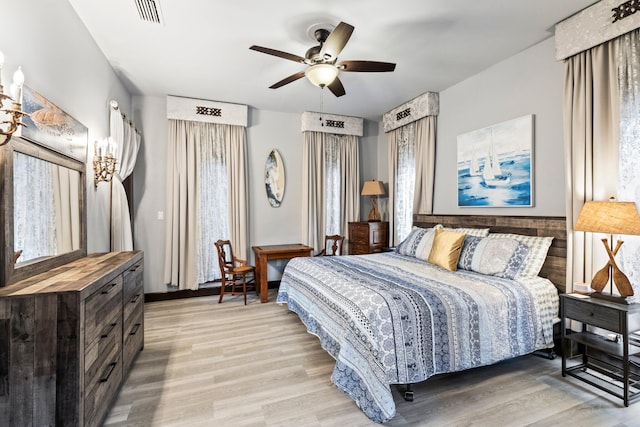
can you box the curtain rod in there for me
[110,100,141,135]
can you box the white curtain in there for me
[388,123,416,245]
[387,116,437,246]
[53,166,81,254]
[225,125,250,262]
[302,131,359,252]
[109,104,141,251]
[197,124,229,283]
[13,152,57,261]
[563,35,621,289]
[164,120,248,290]
[618,29,640,300]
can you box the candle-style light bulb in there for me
[0,50,4,90]
[13,66,24,104]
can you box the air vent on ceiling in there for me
[135,0,163,24]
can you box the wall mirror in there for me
[1,136,87,287]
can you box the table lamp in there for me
[574,199,640,303]
[361,180,385,222]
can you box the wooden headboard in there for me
[413,214,567,293]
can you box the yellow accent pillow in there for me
[427,228,466,271]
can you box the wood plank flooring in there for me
[105,290,640,426]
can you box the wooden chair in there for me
[316,234,345,256]
[215,240,256,305]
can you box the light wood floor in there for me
[105,290,640,426]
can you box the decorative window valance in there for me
[383,91,439,133]
[301,111,363,136]
[555,0,640,61]
[166,95,248,127]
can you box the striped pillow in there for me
[396,227,433,257]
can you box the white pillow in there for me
[435,224,490,237]
[458,236,530,279]
[487,233,553,277]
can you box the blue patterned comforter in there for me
[276,252,559,423]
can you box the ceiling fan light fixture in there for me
[305,64,338,87]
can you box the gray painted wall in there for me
[0,0,131,254]
[435,37,566,215]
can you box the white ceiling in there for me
[67,0,596,121]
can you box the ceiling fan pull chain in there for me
[320,88,324,126]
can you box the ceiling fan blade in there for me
[327,77,346,97]
[338,60,396,72]
[269,71,306,89]
[249,45,306,64]
[319,22,354,61]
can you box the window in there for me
[394,122,416,242]
[618,30,640,286]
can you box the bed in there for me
[277,215,566,423]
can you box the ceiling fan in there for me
[249,21,396,97]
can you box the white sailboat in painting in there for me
[469,147,481,176]
[482,130,511,187]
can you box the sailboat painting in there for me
[457,115,533,207]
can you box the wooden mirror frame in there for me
[0,136,87,287]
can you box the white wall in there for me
[0,0,131,253]
[435,37,566,215]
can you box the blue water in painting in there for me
[458,154,531,207]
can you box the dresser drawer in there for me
[85,276,123,348]
[84,310,122,387]
[123,306,144,375]
[351,226,369,240]
[84,348,122,427]
[123,261,143,305]
[123,283,143,325]
[350,244,370,255]
[564,298,621,332]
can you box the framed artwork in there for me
[265,149,285,207]
[20,85,89,163]
[457,114,534,207]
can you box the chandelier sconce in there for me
[93,137,117,188]
[0,51,28,146]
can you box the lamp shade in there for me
[361,180,386,196]
[305,64,338,87]
[574,201,640,235]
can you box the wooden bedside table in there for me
[348,221,388,255]
[561,293,640,406]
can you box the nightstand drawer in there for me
[350,227,369,240]
[564,298,621,332]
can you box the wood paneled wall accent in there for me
[413,215,567,293]
[0,251,144,427]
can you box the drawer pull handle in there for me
[131,294,140,304]
[130,323,141,336]
[101,322,118,338]
[129,265,140,272]
[101,283,117,294]
[100,362,117,383]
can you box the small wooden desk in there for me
[252,244,313,302]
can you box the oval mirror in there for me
[265,149,285,207]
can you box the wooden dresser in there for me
[348,221,389,254]
[0,251,144,427]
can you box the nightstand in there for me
[348,221,389,255]
[561,293,640,406]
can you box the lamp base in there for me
[590,291,632,305]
